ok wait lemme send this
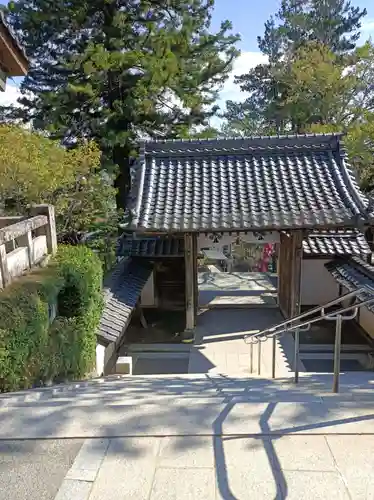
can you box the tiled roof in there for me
[98,258,152,345]
[325,257,374,312]
[128,134,370,233]
[119,236,184,258]
[303,230,370,256]
[0,11,28,62]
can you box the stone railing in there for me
[0,205,57,288]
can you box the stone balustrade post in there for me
[30,204,57,256]
[18,230,34,268]
[0,243,10,288]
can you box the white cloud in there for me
[209,51,267,127]
[0,83,22,108]
[218,51,268,107]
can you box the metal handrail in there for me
[244,287,373,345]
[247,286,374,393]
[257,297,374,339]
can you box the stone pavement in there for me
[54,434,374,499]
[1,373,374,499]
[198,271,278,308]
[188,308,293,377]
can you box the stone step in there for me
[132,352,190,359]
[125,343,192,353]
[2,373,374,439]
[301,352,368,360]
[300,344,373,352]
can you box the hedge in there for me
[0,245,103,392]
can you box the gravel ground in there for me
[0,439,83,500]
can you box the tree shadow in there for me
[1,373,374,498]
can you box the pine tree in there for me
[4,0,239,208]
[222,0,366,135]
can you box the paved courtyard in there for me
[198,271,278,308]
[188,308,292,377]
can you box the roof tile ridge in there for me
[337,138,369,218]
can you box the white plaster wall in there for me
[140,271,156,307]
[96,344,105,376]
[301,259,339,306]
[358,307,374,340]
[339,284,374,341]
[33,235,47,263]
[7,247,29,278]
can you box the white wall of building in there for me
[301,259,339,306]
[358,307,374,340]
[140,271,156,307]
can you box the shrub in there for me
[55,245,103,317]
[0,245,103,392]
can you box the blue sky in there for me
[211,0,374,51]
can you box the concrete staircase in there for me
[1,372,374,440]
[119,343,191,375]
[2,372,374,499]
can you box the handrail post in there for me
[250,343,253,373]
[257,341,261,375]
[333,315,342,393]
[271,336,276,378]
[294,328,300,384]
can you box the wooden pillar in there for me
[290,230,303,318]
[278,232,289,317]
[192,233,198,326]
[184,233,196,331]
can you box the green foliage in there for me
[222,0,367,135]
[55,245,103,317]
[176,125,221,139]
[309,115,374,191]
[0,246,103,392]
[83,215,122,272]
[0,124,117,238]
[275,42,353,131]
[4,0,240,208]
[275,41,374,132]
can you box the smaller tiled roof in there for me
[325,257,374,312]
[303,230,370,256]
[98,258,152,345]
[117,231,370,258]
[120,236,184,258]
